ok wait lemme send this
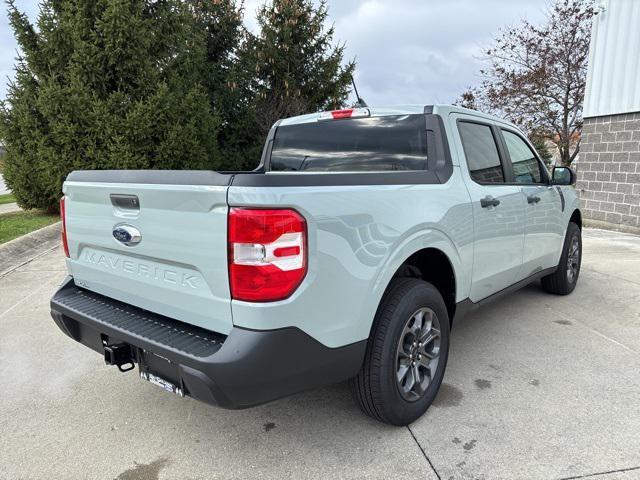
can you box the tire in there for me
[541,222,582,295]
[351,277,450,426]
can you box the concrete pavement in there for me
[0,202,20,214]
[0,173,9,195]
[0,171,18,213]
[1,229,639,480]
[0,222,61,276]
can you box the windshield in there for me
[270,114,428,172]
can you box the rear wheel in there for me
[541,222,582,295]
[351,278,450,426]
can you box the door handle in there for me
[527,195,541,204]
[480,196,501,208]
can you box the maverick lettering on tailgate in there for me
[82,249,203,291]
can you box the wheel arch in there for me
[570,208,582,229]
[363,228,465,344]
[390,247,457,324]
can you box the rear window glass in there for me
[270,114,428,172]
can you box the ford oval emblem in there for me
[112,224,142,246]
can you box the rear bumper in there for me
[50,277,366,409]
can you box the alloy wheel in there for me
[395,307,441,402]
[566,235,580,284]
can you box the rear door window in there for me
[270,114,428,172]
[458,122,505,184]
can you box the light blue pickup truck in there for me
[50,105,581,425]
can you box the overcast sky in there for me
[1,0,548,105]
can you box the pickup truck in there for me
[50,105,581,426]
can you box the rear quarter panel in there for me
[228,170,474,348]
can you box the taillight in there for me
[228,208,307,302]
[60,196,70,258]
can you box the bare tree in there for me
[458,0,595,166]
[254,94,310,137]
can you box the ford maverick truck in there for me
[50,105,581,425]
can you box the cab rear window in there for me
[270,115,428,172]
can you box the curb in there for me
[584,219,640,236]
[0,222,62,277]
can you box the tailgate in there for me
[62,171,233,335]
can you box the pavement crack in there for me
[407,425,441,480]
[0,281,55,319]
[556,464,640,480]
[0,243,60,278]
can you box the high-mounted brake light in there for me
[318,107,371,121]
[60,197,70,258]
[228,208,307,302]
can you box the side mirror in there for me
[552,166,575,186]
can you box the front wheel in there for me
[541,222,582,295]
[351,278,450,426]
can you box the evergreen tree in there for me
[249,0,355,140]
[186,0,259,170]
[1,0,221,211]
[530,132,554,167]
[1,0,357,208]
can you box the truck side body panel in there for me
[439,106,576,301]
[446,112,527,301]
[227,170,474,348]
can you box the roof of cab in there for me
[278,104,517,129]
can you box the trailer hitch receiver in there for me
[104,343,135,372]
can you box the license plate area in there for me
[138,351,184,398]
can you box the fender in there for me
[361,226,468,333]
[550,197,581,267]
